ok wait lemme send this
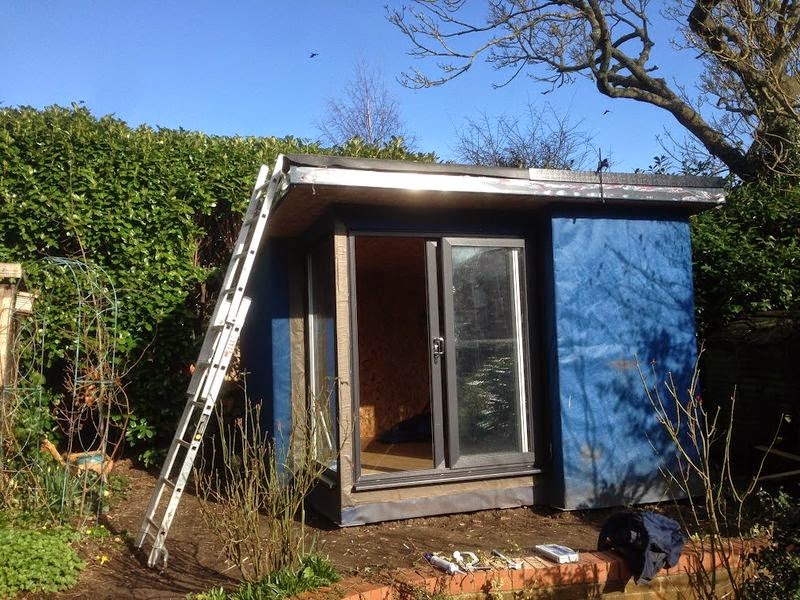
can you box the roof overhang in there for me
[265,154,725,238]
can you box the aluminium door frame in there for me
[347,230,537,488]
[440,236,535,470]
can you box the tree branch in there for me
[391,0,800,178]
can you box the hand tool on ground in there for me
[425,552,464,575]
[452,551,491,572]
[491,549,524,570]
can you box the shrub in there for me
[639,355,781,599]
[0,104,435,459]
[187,555,340,600]
[691,179,800,334]
[195,394,332,581]
[743,490,800,599]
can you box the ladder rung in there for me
[222,286,245,298]
[160,477,177,489]
[175,439,191,450]
[243,211,268,226]
[252,178,270,195]
[231,248,256,261]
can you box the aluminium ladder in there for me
[135,158,286,568]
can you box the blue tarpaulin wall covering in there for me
[239,239,292,461]
[546,211,698,509]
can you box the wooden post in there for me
[0,263,33,391]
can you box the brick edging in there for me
[311,539,750,600]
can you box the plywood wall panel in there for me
[354,237,431,443]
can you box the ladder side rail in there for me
[135,168,267,551]
[181,162,279,395]
[134,317,238,550]
[213,164,282,331]
[145,299,251,567]
[204,163,270,328]
[135,158,285,565]
[138,300,248,562]
[134,318,236,549]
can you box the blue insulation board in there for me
[546,212,698,509]
[239,239,292,461]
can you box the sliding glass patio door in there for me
[439,238,531,468]
[354,235,532,481]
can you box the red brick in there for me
[521,555,550,569]
[574,553,605,583]
[336,578,390,600]
[447,570,489,595]
[503,564,532,590]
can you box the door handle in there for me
[432,337,445,363]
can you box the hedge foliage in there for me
[0,104,435,453]
[691,179,800,333]
[5,104,797,455]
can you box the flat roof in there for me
[264,154,725,237]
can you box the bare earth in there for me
[56,460,618,600]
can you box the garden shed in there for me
[239,154,724,526]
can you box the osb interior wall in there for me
[354,237,431,442]
[334,226,354,491]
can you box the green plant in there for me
[123,414,159,466]
[195,393,332,581]
[0,525,85,598]
[691,179,800,334]
[639,355,783,599]
[743,489,800,599]
[0,104,436,457]
[188,588,228,600]
[187,555,340,600]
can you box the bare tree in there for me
[317,59,413,147]
[389,1,800,180]
[454,102,593,169]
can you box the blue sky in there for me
[2,1,704,171]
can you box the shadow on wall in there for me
[548,213,698,509]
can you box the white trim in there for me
[289,166,725,205]
[306,252,318,458]
[510,249,529,453]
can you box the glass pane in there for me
[308,239,338,470]
[451,245,527,456]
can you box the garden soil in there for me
[54,460,619,599]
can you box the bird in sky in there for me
[309,52,319,58]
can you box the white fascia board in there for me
[288,166,725,206]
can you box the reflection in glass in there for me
[451,246,528,456]
[308,239,338,470]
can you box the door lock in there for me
[432,337,445,363]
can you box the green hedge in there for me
[691,179,800,333]
[0,104,435,455]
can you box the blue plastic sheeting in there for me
[239,239,292,461]
[546,212,698,509]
